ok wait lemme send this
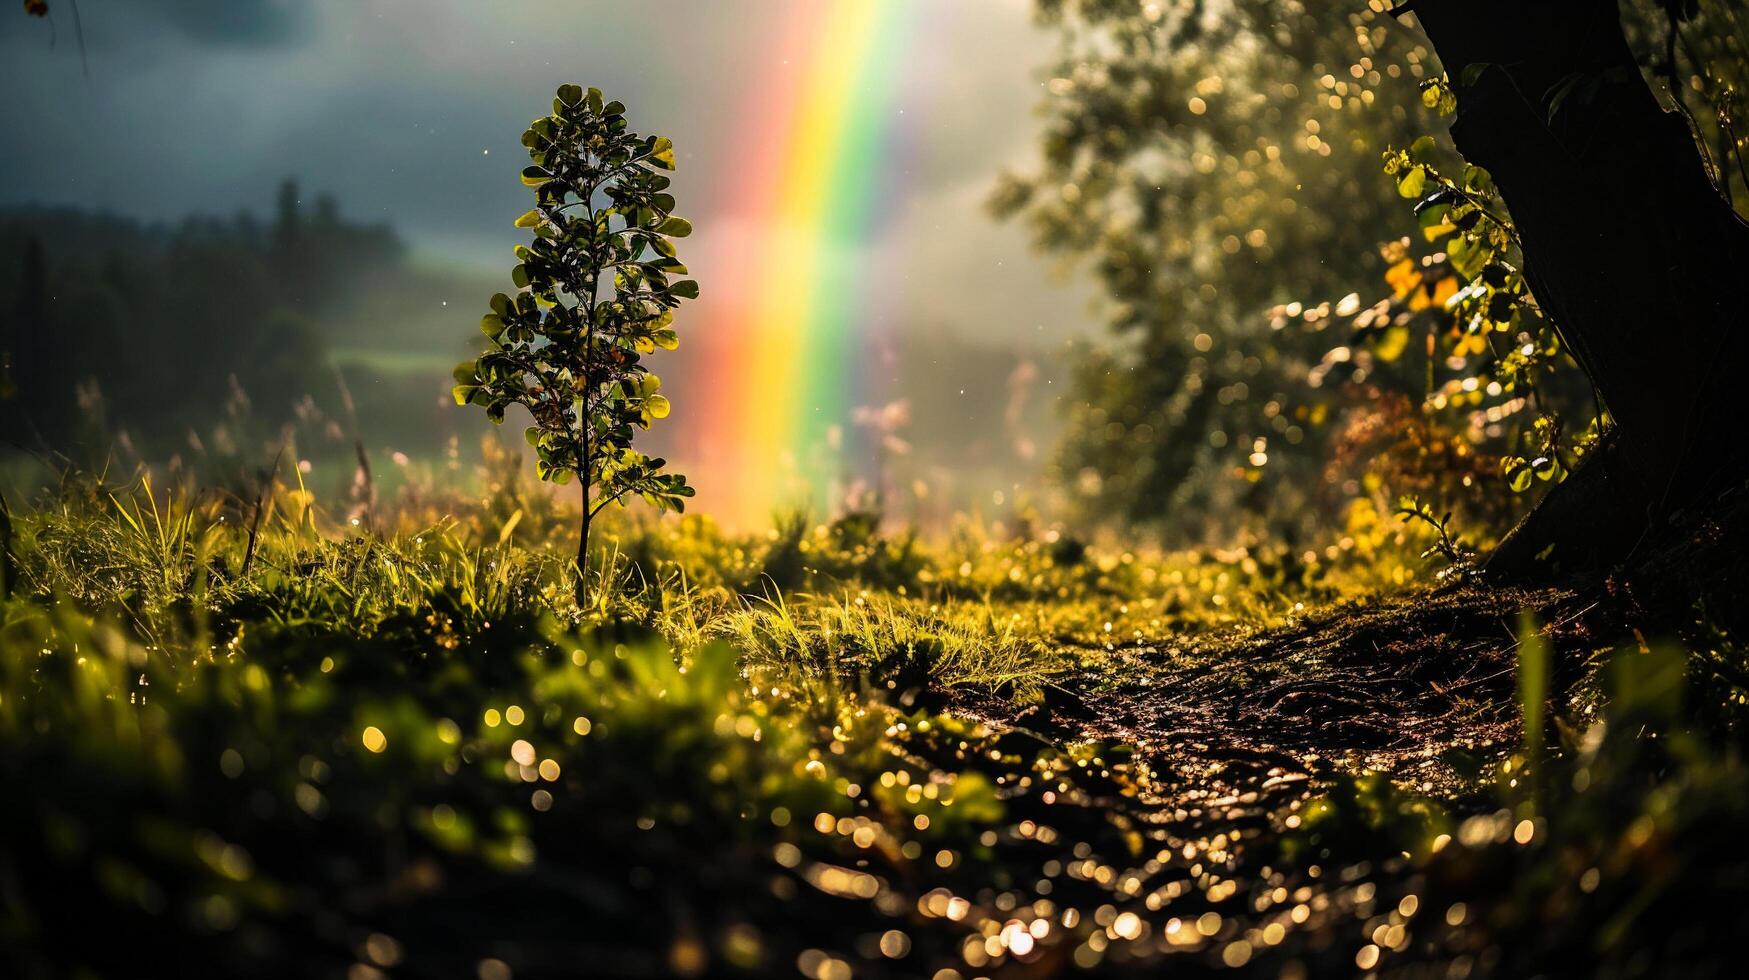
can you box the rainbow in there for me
[682,0,920,527]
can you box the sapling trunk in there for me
[578,479,591,607]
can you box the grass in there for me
[3,456,1747,978]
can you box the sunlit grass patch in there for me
[720,587,1070,704]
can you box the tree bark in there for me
[1408,0,1749,577]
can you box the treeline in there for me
[0,182,402,458]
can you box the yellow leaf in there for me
[1384,258,1422,300]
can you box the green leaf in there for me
[524,426,542,447]
[452,360,478,383]
[1407,135,1437,164]
[1606,643,1686,726]
[557,83,583,106]
[480,314,506,339]
[514,209,544,229]
[586,87,603,114]
[451,384,477,406]
[668,279,699,300]
[657,215,693,238]
[646,394,671,419]
[1396,165,1426,199]
[520,167,549,187]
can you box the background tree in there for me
[993,0,1447,542]
[452,85,695,603]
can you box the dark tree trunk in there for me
[1408,0,1749,577]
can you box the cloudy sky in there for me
[1,0,1089,346]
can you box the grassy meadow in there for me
[4,447,1746,978]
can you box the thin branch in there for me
[588,486,633,519]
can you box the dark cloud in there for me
[129,0,310,46]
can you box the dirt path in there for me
[916,582,1583,975]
